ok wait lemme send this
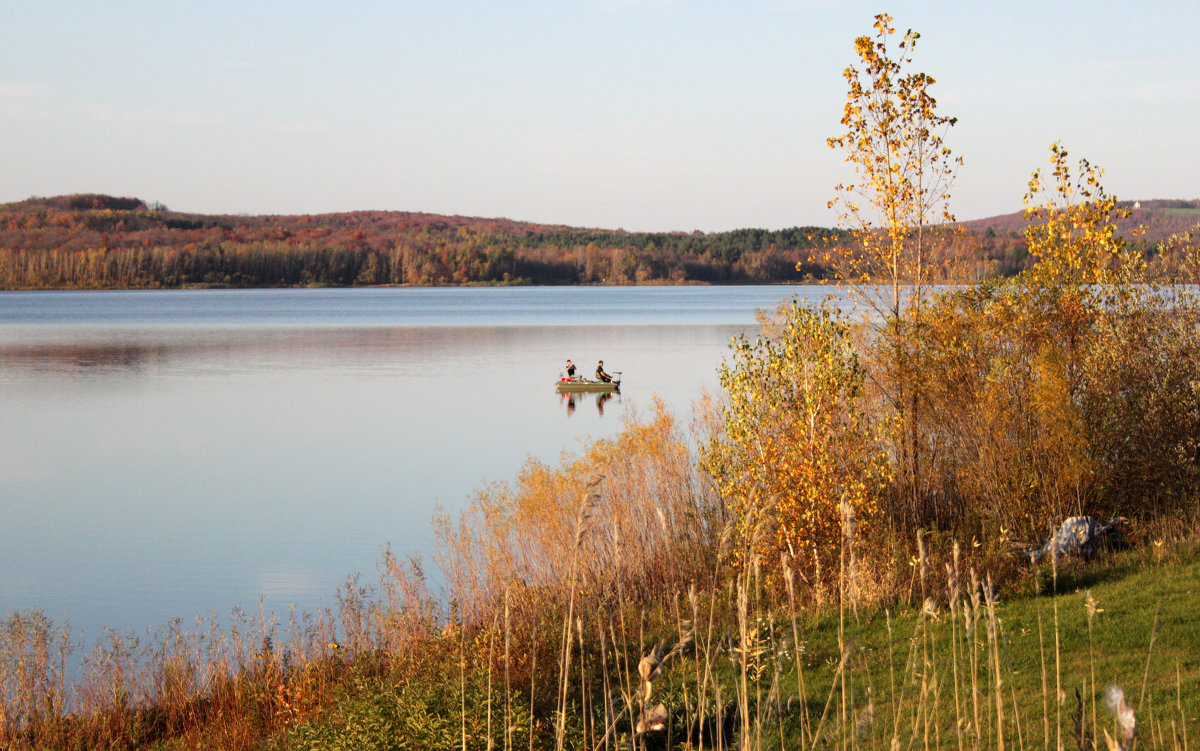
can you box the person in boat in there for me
[596,360,612,383]
[565,359,577,380]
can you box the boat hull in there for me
[555,379,620,393]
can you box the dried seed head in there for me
[855,699,875,738]
[1105,685,1137,749]
[840,501,857,542]
[718,519,735,556]
[945,562,961,610]
[916,530,928,581]
[1085,590,1100,623]
[921,597,940,619]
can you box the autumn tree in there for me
[702,302,891,584]
[1021,142,1129,287]
[1022,145,1200,516]
[1013,142,1134,408]
[824,13,961,521]
[826,13,961,320]
[911,145,1200,535]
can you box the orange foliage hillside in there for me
[0,194,1193,289]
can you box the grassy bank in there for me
[263,531,1199,751]
[4,497,1198,749]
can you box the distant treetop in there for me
[9,194,147,212]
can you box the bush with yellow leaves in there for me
[702,301,892,585]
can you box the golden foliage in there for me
[823,13,963,535]
[825,12,962,321]
[1022,142,1133,286]
[904,146,1200,534]
[702,301,891,582]
[436,402,724,625]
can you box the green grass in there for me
[784,544,1200,749]
[9,536,1195,749]
[260,541,1200,750]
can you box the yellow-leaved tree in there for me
[702,302,891,585]
[824,13,961,524]
[1022,142,1130,286]
[826,13,961,321]
[1021,145,1200,516]
[913,144,1200,535]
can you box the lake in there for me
[0,285,841,641]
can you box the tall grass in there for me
[434,401,725,628]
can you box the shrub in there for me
[702,301,892,585]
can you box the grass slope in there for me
[261,541,1200,750]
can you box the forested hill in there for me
[958,199,1200,246]
[0,194,849,288]
[0,194,1195,289]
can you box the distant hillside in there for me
[1,194,1195,289]
[952,199,1200,277]
[959,199,1200,245]
[0,194,848,288]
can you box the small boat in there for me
[555,375,620,393]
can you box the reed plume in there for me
[1104,685,1137,751]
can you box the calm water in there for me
[0,286,839,640]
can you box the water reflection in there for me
[0,326,581,381]
[1,340,173,375]
[560,390,620,416]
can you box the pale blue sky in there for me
[2,1,1197,231]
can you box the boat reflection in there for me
[561,389,619,417]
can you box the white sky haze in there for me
[2,1,1197,231]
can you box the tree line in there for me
[0,197,852,287]
[1,193,1194,289]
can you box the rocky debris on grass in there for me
[1026,516,1131,564]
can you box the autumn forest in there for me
[2,192,1197,289]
